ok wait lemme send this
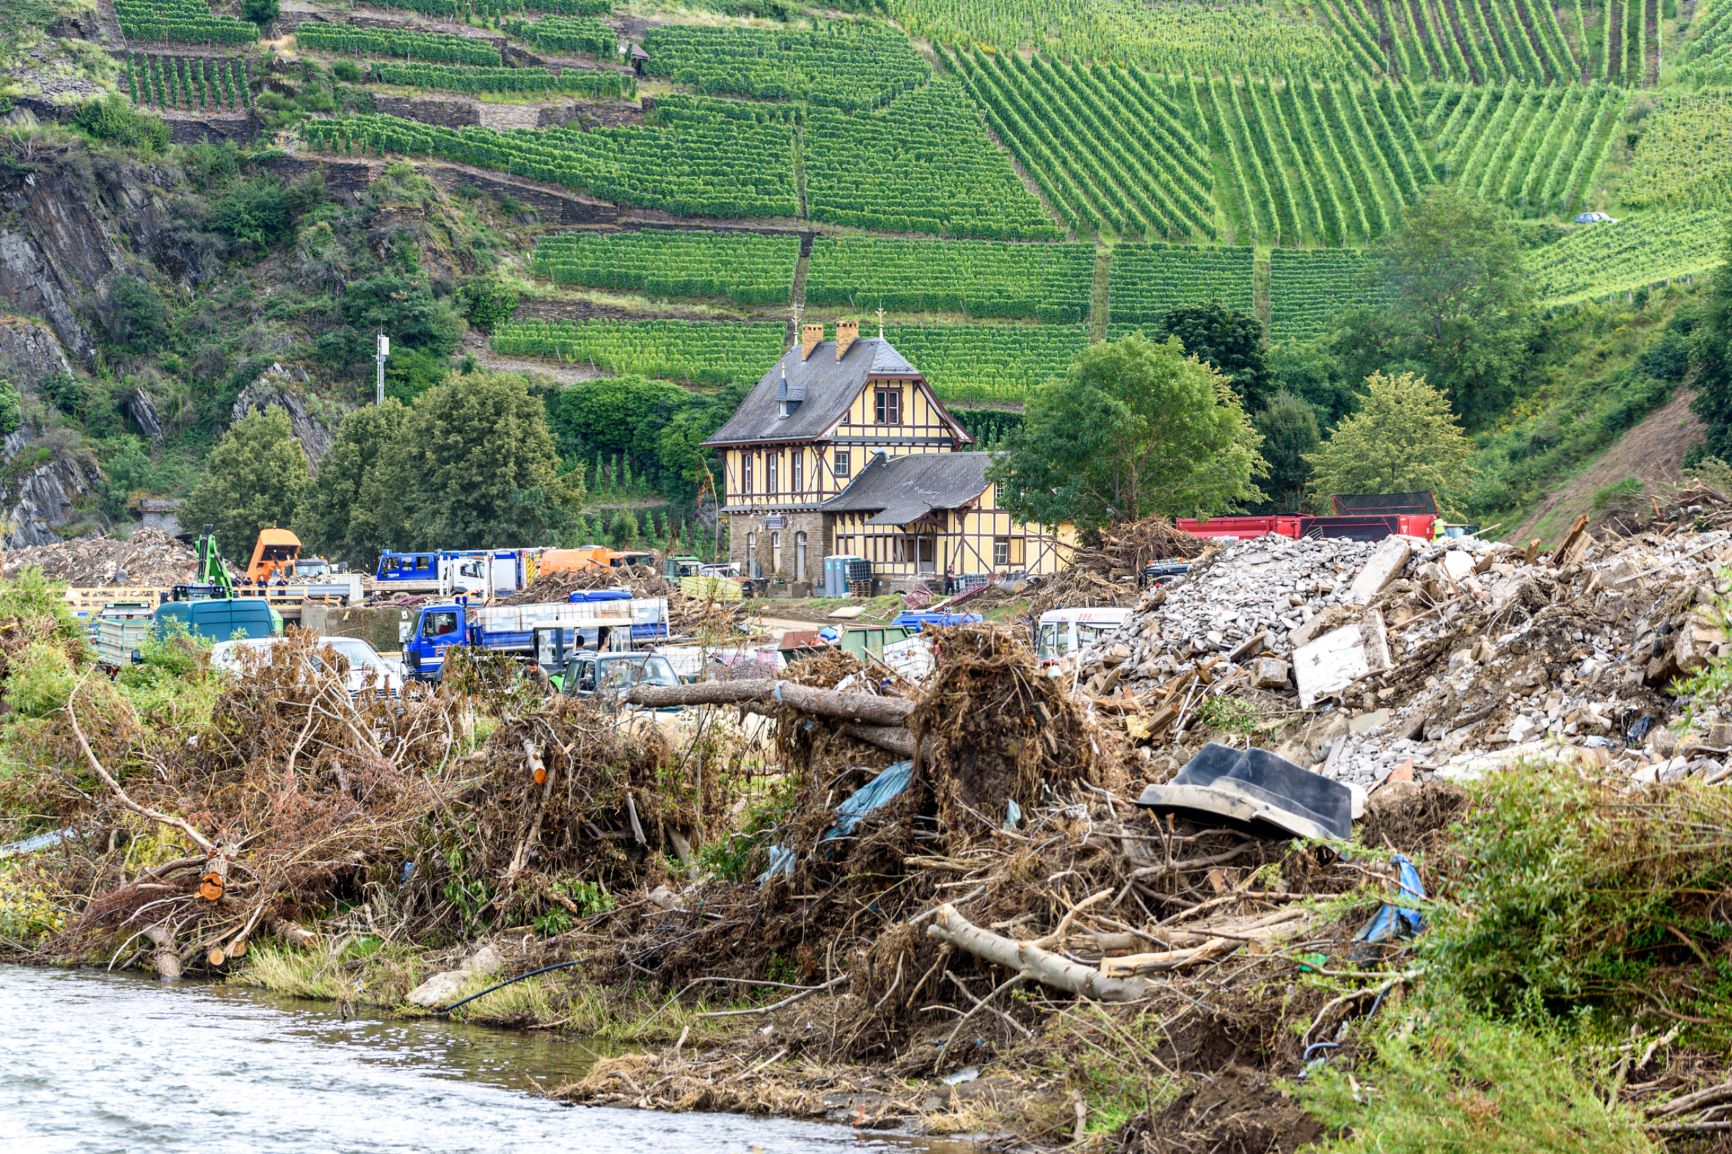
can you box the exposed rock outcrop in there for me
[232,363,336,466]
[0,319,104,545]
[125,388,164,440]
[0,145,220,361]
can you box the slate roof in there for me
[823,452,994,526]
[703,337,924,447]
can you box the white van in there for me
[1034,607,1134,671]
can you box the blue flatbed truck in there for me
[398,592,669,682]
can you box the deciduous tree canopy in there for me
[992,333,1264,533]
[1306,372,1474,506]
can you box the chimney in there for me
[835,318,859,360]
[800,322,824,361]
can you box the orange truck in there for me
[246,528,303,583]
[537,546,656,574]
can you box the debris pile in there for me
[502,563,668,605]
[4,528,192,587]
[1076,523,1732,790]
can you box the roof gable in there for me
[823,452,994,525]
[703,336,962,446]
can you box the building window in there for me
[993,537,1011,567]
[766,451,779,497]
[742,453,754,496]
[892,535,910,564]
[791,449,804,494]
[834,449,851,478]
[875,388,902,425]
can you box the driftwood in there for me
[625,679,913,727]
[925,904,1151,1003]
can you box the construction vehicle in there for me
[663,556,704,581]
[1034,607,1134,672]
[398,590,668,682]
[436,549,536,600]
[374,551,442,592]
[245,528,302,583]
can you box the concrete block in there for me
[1440,549,1475,584]
[1347,536,1414,605]
[1249,656,1292,689]
[1294,610,1391,709]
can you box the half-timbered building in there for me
[703,321,1070,587]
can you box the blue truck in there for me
[398,592,669,682]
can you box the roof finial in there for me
[875,306,885,339]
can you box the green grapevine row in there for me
[531,229,799,305]
[116,0,256,44]
[802,79,1062,239]
[491,319,786,386]
[296,22,503,65]
[642,22,928,110]
[1425,82,1625,212]
[804,237,1093,322]
[883,324,1090,403]
[304,97,799,219]
[1623,89,1732,207]
[367,0,610,18]
[1189,73,1425,246]
[947,49,1216,241]
[1680,0,1732,82]
[1267,248,1384,342]
[369,62,633,97]
[888,0,1350,77]
[1527,211,1725,306]
[502,16,615,58]
[125,53,251,110]
[1107,244,1255,324]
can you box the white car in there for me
[210,635,406,697]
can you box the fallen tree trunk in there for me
[626,679,913,727]
[925,904,1151,1003]
[735,702,917,758]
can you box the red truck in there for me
[1178,493,1438,543]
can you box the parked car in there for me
[210,635,405,697]
[1574,211,1618,224]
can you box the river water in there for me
[0,967,959,1154]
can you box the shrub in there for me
[4,642,79,720]
[73,94,170,154]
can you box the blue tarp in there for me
[1353,853,1426,943]
[759,760,916,883]
[892,612,983,632]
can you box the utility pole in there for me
[374,332,390,405]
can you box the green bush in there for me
[0,569,83,644]
[1424,763,1732,1035]
[3,642,79,720]
[1299,1007,1658,1154]
[73,94,170,154]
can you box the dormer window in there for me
[875,387,902,425]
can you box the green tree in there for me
[391,373,582,549]
[1689,224,1732,459]
[0,379,22,437]
[181,408,310,558]
[1338,188,1533,428]
[99,274,170,354]
[241,0,279,27]
[300,398,410,567]
[1255,391,1319,511]
[455,275,519,333]
[1160,302,1275,413]
[992,333,1265,532]
[1305,372,1474,506]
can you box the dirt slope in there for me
[1509,388,1703,544]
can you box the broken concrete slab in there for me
[1294,610,1392,709]
[1249,656,1292,689]
[1347,536,1413,605]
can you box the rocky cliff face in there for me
[233,363,337,467]
[0,317,106,547]
[0,141,218,361]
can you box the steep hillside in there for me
[0,0,1723,548]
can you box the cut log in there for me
[207,947,228,967]
[198,850,231,903]
[625,679,912,727]
[925,904,1150,1002]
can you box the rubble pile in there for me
[502,563,667,605]
[1077,527,1732,790]
[3,528,193,587]
[1078,536,1380,693]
